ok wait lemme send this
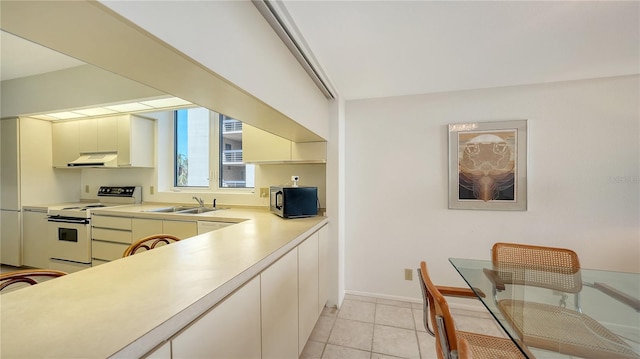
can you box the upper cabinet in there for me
[243,124,326,164]
[52,114,155,168]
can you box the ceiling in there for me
[3,2,639,103]
[281,1,640,100]
[1,31,85,81]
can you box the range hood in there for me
[67,152,118,167]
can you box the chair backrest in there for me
[0,269,67,292]
[123,234,181,257]
[418,261,459,359]
[491,242,582,293]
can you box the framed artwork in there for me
[448,120,528,210]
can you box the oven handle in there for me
[47,217,90,225]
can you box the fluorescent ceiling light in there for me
[48,111,86,120]
[27,96,193,121]
[104,103,153,112]
[73,107,118,116]
[140,97,192,108]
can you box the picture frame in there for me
[448,120,527,211]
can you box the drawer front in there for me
[92,228,132,244]
[93,240,130,261]
[92,216,132,230]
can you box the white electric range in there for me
[47,186,142,272]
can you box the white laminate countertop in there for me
[0,206,327,358]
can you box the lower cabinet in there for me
[261,248,299,358]
[298,231,320,354]
[172,276,262,359]
[92,216,198,264]
[148,224,328,359]
[22,210,49,269]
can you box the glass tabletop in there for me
[449,258,640,359]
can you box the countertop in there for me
[0,206,327,358]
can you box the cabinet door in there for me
[78,119,98,153]
[132,218,163,241]
[242,123,291,162]
[298,232,319,354]
[172,276,261,359]
[97,117,118,152]
[163,220,197,239]
[121,115,155,167]
[52,121,80,167]
[22,210,49,268]
[318,225,329,313]
[261,249,298,358]
[0,211,21,266]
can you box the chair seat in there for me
[499,299,640,359]
[457,330,527,359]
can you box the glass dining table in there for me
[449,258,640,359]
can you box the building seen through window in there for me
[174,108,254,189]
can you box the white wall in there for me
[345,75,640,301]
[100,0,329,140]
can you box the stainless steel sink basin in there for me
[144,206,224,214]
[145,206,197,213]
[178,207,218,214]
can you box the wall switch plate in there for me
[150,186,155,195]
[85,185,90,193]
[404,268,413,281]
[260,187,269,198]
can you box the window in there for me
[174,108,254,189]
[175,108,209,187]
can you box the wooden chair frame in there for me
[123,234,181,257]
[418,261,526,359]
[0,269,67,292]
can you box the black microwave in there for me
[270,186,318,218]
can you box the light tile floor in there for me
[300,294,506,359]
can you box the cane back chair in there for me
[123,234,181,257]
[418,261,526,359]
[490,242,639,359]
[0,269,67,293]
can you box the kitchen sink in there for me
[178,207,218,214]
[144,206,223,214]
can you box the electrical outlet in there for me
[85,185,90,193]
[260,187,269,198]
[150,186,155,195]
[404,268,413,281]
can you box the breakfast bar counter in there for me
[0,206,328,358]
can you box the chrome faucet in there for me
[193,196,205,207]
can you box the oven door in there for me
[48,217,91,264]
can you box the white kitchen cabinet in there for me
[292,141,327,162]
[132,218,163,240]
[243,123,291,162]
[298,231,320,354]
[318,224,329,313]
[261,248,299,358]
[78,117,120,154]
[51,121,80,167]
[22,209,49,269]
[0,211,21,266]
[243,123,326,163]
[162,220,197,239]
[172,276,261,359]
[117,115,154,167]
[51,114,154,168]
